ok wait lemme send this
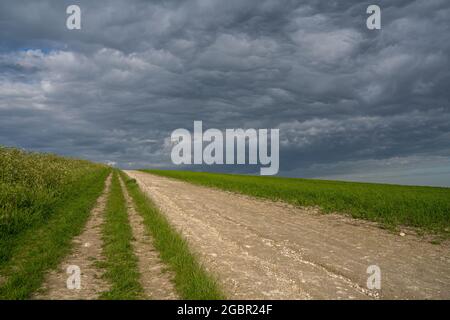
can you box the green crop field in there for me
[144,170,450,235]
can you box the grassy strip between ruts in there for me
[99,171,144,299]
[120,171,225,300]
[0,168,110,299]
[142,170,450,236]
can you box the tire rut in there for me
[118,176,178,300]
[34,174,112,300]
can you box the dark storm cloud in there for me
[0,0,449,185]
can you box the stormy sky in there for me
[1,0,449,186]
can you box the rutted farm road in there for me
[126,171,450,300]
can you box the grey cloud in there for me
[0,0,449,186]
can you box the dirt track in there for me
[119,177,178,299]
[35,173,178,300]
[126,170,450,300]
[35,174,112,299]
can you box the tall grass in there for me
[0,146,109,263]
[121,172,225,299]
[0,146,109,299]
[143,170,450,234]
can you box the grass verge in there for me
[143,170,450,235]
[0,146,109,262]
[120,171,225,300]
[100,171,144,299]
[0,166,109,299]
